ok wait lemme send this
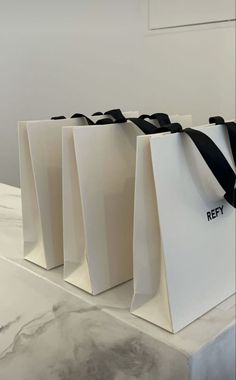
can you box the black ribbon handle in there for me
[139,113,171,127]
[104,109,182,135]
[92,112,103,116]
[104,109,127,123]
[51,116,66,120]
[224,122,236,166]
[134,113,236,207]
[71,113,94,125]
[51,113,114,125]
[149,113,171,126]
[95,118,114,125]
[182,127,236,208]
[72,114,114,125]
[209,116,236,166]
[51,113,94,124]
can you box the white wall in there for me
[0,0,235,186]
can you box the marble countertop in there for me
[0,183,235,380]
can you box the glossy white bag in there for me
[131,122,236,333]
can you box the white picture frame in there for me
[149,0,236,30]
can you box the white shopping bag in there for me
[18,117,87,269]
[63,114,191,294]
[18,111,139,270]
[131,121,236,333]
[63,121,142,294]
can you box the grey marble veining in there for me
[0,183,235,380]
[0,259,189,380]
